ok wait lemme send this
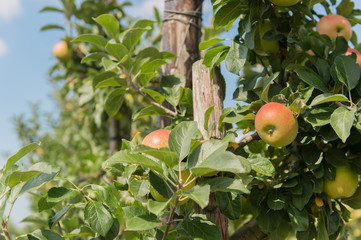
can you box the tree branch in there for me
[230,219,268,240]
[238,132,260,148]
[335,101,353,111]
[2,220,11,240]
[162,196,180,240]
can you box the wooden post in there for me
[192,60,228,239]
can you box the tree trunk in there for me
[159,0,203,127]
[192,60,228,240]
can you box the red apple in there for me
[53,41,72,62]
[316,14,352,41]
[346,48,361,67]
[268,0,299,7]
[255,102,298,147]
[142,129,171,149]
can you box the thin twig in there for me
[162,196,180,240]
[335,101,353,111]
[2,221,11,240]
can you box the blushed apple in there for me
[323,166,358,199]
[268,0,299,6]
[346,48,361,67]
[316,14,352,41]
[255,102,298,147]
[53,41,72,62]
[142,129,171,149]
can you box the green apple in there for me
[316,14,352,41]
[323,166,358,199]
[259,20,279,55]
[142,129,171,149]
[53,41,72,62]
[149,185,168,201]
[268,0,299,7]
[255,102,298,147]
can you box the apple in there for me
[142,129,171,149]
[177,169,196,205]
[268,0,299,7]
[316,14,352,41]
[346,48,361,67]
[259,20,279,55]
[255,102,298,147]
[149,185,168,201]
[53,41,72,62]
[323,166,358,199]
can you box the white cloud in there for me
[127,0,164,19]
[0,0,22,21]
[0,38,8,57]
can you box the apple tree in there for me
[3,0,361,239]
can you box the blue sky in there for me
[0,0,360,228]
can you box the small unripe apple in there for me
[255,102,298,147]
[346,48,361,67]
[53,41,72,62]
[259,20,279,55]
[268,0,299,7]
[142,129,171,149]
[323,166,358,199]
[316,14,352,41]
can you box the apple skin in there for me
[268,0,299,6]
[142,129,171,149]
[316,14,352,41]
[255,102,298,148]
[323,166,358,199]
[259,20,279,55]
[53,41,72,62]
[346,48,361,67]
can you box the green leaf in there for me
[6,170,40,188]
[141,59,169,73]
[177,214,221,240]
[148,198,172,216]
[331,55,361,90]
[267,189,286,210]
[40,24,64,31]
[149,170,176,199]
[84,200,113,236]
[122,20,154,51]
[248,156,275,177]
[103,150,163,174]
[39,6,63,13]
[81,52,109,64]
[343,187,361,209]
[188,139,228,168]
[169,121,198,162]
[199,38,225,50]
[310,93,349,106]
[182,184,210,209]
[92,71,117,90]
[72,34,108,48]
[203,46,229,69]
[216,192,242,220]
[160,74,186,107]
[225,40,248,75]
[132,105,168,121]
[3,142,39,173]
[48,205,74,229]
[101,57,118,71]
[47,187,78,203]
[204,106,215,132]
[104,88,126,117]
[201,177,250,194]
[129,179,149,198]
[295,68,327,92]
[287,203,309,231]
[330,107,355,142]
[125,213,160,231]
[305,107,333,127]
[105,43,128,62]
[94,77,127,89]
[137,72,157,86]
[141,149,178,167]
[214,1,243,30]
[142,88,165,104]
[191,151,251,177]
[27,229,64,240]
[256,209,282,234]
[91,185,120,210]
[94,14,120,38]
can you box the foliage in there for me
[5,0,361,239]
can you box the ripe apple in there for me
[255,102,298,147]
[316,14,352,41]
[142,129,171,149]
[346,48,361,67]
[323,166,358,199]
[259,20,279,55]
[53,41,72,62]
[268,0,299,6]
